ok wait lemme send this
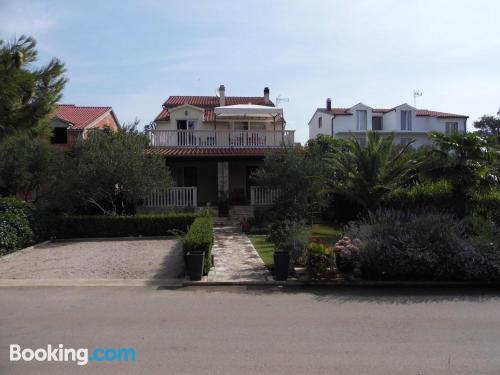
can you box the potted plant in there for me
[273,250,290,281]
[186,251,205,281]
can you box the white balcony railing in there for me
[250,186,280,206]
[147,130,294,148]
[144,187,197,208]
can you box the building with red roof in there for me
[309,99,468,147]
[144,85,292,211]
[50,104,120,146]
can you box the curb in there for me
[0,278,184,288]
[182,280,500,288]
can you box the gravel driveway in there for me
[0,238,183,279]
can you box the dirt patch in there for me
[0,238,183,279]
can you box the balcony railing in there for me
[146,129,295,148]
[144,187,197,208]
[250,186,280,206]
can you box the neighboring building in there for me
[308,99,468,147]
[50,104,120,146]
[146,85,292,210]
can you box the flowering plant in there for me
[334,236,361,273]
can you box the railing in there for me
[147,130,295,148]
[250,186,280,206]
[144,187,197,208]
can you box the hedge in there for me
[182,216,214,275]
[51,213,198,239]
[0,197,36,254]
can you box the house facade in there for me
[309,99,468,147]
[50,104,120,146]
[146,85,292,209]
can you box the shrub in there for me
[0,197,36,254]
[306,242,334,279]
[51,213,198,239]
[346,210,494,281]
[183,216,214,274]
[334,236,361,273]
[384,180,454,212]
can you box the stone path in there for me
[207,226,272,282]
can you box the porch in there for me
[143,159,278,209]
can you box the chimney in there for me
[326,98,332,111]
[264,87,270,104]
[219,84,225,106]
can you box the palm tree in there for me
[426,131,497,217]
[325,132,420,212]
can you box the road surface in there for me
[1,286,499,374]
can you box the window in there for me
[401,110,412,130]
[51,128,68,144]
[177,120,196,130]
[234,121,249,130]
[183,167,197,187]
[318,116,322,128]
[356,110,367,130]
[445,122,459,133]
[372,117,383,131]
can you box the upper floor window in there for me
[356,110,367,130]
[234,121,249,130]
[318,116,322,128]
[51,128,68,144]
[445,122,459,134]
[372,117,383,131]
[177,120,196,130]
[401,110,412,131]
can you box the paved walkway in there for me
[207,226,272,282]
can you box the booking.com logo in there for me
[10,344,136,366]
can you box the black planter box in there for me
[186,251,205,281]
[274,251,290,281]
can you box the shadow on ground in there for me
[147,240,185,286]
[168,285,500,304]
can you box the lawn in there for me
[248,223,342,267]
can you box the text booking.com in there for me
[10,344,136,366]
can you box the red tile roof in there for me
[155,96,274,122]
[318,107,468,118]
[146,147,275,157]
[53,105,112,129]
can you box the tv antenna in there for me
[413,90,422,107]
[276,95,289,107]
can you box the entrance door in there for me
[183,167,197,187]
[245,166,259,202]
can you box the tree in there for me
[0,35,66,139]
[45,126,171,215]
[426,131,497,217]
[0,134,62,200]
[474,109,500,144]
[324,132,420,212]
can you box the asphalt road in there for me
[1,286,499,374]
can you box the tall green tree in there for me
[474,109,500,144]
[0,134,62,200]
[324,132,420,212]
[0,35,66,139]
[45,126,171,215]
[427,131,497,217]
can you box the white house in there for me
[308,99,468,147]
[145,85,292,210]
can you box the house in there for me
[50,104,120,146]
[145,85,292,211]
[308,99,468,147]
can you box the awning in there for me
[214,104,283,117]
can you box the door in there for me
[183,167,197,187]
[246,166,259,202]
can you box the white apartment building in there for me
[308,99,468,147]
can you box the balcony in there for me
[146,129,295,148]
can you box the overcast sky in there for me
[1,0,499,143]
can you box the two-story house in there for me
[308,99,468,147]
[50,104,120,146]
[145,85,292,212]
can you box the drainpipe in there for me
[331,114,336,137]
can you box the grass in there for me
[248,223,342,267]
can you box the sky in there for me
[1,0,499,144]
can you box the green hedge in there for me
[52,213,198,239]
[183,216,214,275]
[0,197,35,254]
[384,180,454,212]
